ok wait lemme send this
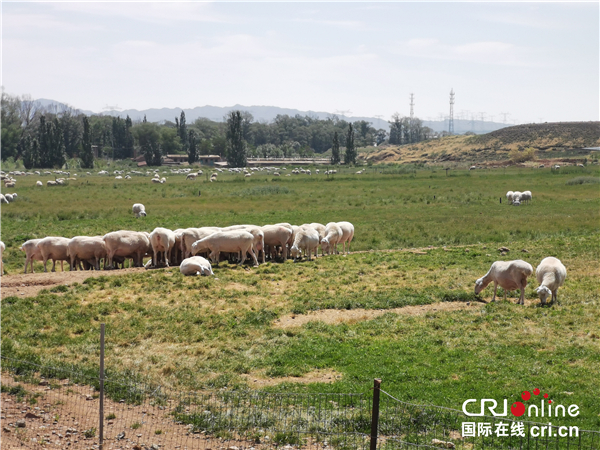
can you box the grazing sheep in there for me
[191,230,258,267]
[290,226,320,262]
[320,222,343,255]
[38,236,71,272]
[336,221,355,255]
[538,164,545,168]
[520,191,532,204]
[132,203,147,218]
[4,194,14,202]
[47,180,58,186]
[0,194,8,204]
[535,257,567,305]
[506,191,514,203]
[149,227,177,267]
[186,173,198,180]
[4,181,15,188]
[512,191,522,203]
[0,240,5,275]
[103,230,151,268]
[180,256,214,276]
[20,239,43,273]
[151,178,161,184]
[221,225,265,264]
[68,236,107,271]
[36,180,43,187]
[577,163,585,168]
[474,259,533,305]
[181,227,221,259]
[261,225,293,261]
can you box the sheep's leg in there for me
[250,248,259,267]
[491,282,498,302]
[60,260,64,272]
[43,258,49,273]
[51,259,57,272]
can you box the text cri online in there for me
[461,422,579,438]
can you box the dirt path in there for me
[0,268,147,299]
[273,301,480,329]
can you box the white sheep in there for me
[290,226,320,262]
[132,203,147,218]
[520,191,532,204]
[191,230,258,267]
[506,191,514,204]
[20,239,43,273]
[37,236,71,272]
[474,259,533,305]
[186,173,198,180]
[320,222,343,255]
[149,227,177,267]
[36,180,43,187]
[535,257,567,305]
[151,178,161,184]
[336,221,355,255]
[0,194,7,204]
[4,194,14,203]
[180,256,214,276]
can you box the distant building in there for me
[198,155,222,166]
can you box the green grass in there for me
[1,163,599,430]
[2,164,598,272]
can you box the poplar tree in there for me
[187,129,198,164]
[226,110,247,168]
[80,116,94,168]
[344,123,356,165]
[331,131,340,165]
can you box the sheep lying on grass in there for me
[475,259,533,305]
[535,257,567,305]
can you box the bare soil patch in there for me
[0,375,281,450]
[240,369,343,388]
[273,301,478,329]
[1,268,146,299]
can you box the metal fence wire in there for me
[1,357,598,450]
[377,389,600,450]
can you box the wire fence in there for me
[1,357,598,450]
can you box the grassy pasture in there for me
[1,163,599,429]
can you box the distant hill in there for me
[33,98,508,134]
[364,122,600,164]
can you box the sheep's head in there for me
[140,211,147,217]
[290,245,300,259]
[474,278,486,294]
[536,286,552,304]
[321,238,330,253]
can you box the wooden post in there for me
[370,379,382,450]
[99,324,105,450]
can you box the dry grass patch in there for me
[241,369,343,388]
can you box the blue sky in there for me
[2,2,598,124]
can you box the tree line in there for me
[1,91,435,169]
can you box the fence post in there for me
[370,379,381,450]
[99,323,105,450]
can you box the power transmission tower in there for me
[409,93,415,119]
[449,89,455,135]
[500,112,510,124]
[335,110,352,117]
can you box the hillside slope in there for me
[364,122,599,164]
